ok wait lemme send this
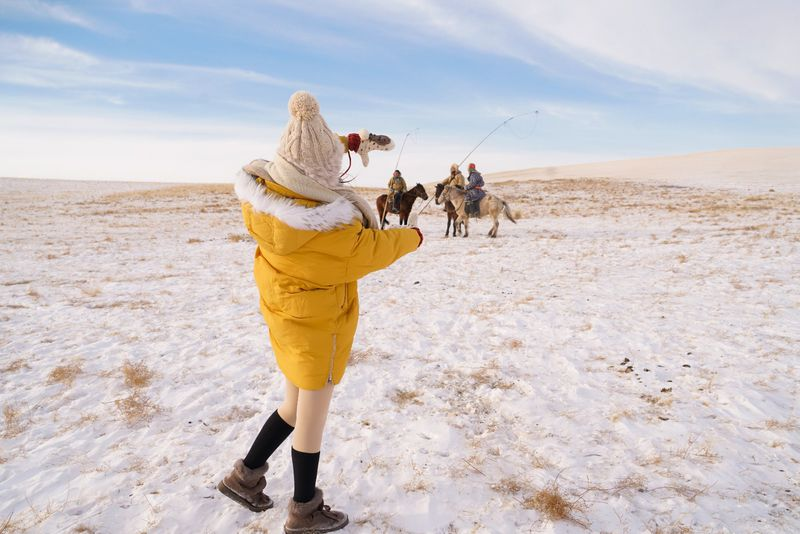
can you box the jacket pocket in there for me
[279,287,336,319]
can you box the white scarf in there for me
[238,156,379,230]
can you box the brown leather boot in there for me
[217,459,273,512]
[284,488,348,533]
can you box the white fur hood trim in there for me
[234,169,360,232]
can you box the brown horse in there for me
[439,185,517,238]
[434,183,464,238]
[376,183,428,228]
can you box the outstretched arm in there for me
[344,226,421,282]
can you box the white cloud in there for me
[493,1,800,102]
[0,33,306,93]
[482,1,798,102]
[0,0,98,30]
[269,0,800,103]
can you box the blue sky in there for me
[1,0,798,185]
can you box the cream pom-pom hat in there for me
[276,91,343,187]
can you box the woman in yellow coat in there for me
[218,91,422,533]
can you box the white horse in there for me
[438,185,517,238]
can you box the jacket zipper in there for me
[328,334,337,384]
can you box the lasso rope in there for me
[415,110,538,216]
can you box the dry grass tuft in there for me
[213,406,259,423]
[648,519,693,534]
[81,286,102,298]
[47,362,82,387]
[122,361,155,389]
[765,418,798,431]
[228,233,250,243]
[522,482,586,526]
[1,359,30,373]
[115,393,161,425]
[72,525,97,533]
[0,513,19,534]
[491,476,528,495]
[349,347,392,366]
[391,388,423,407]
[531,452,556,470]
[504,339,524,350]
[2,405,26,438]
[187,238,202,244]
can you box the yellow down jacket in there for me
[235,162,420,390]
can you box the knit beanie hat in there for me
[276,91,343,188]
[468,163,477,172]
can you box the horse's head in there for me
[439,184,454,203]
[434,183,444,204]
[413,183,428,200]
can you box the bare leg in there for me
[290,383,335,505]
[292,383,334,453]
[278,378,299,427]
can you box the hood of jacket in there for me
[234,156,378,255]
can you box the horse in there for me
[376,183,428,228]
[434,183,464,238]
[438,185,517,238]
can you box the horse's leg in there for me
[489,215,499,237]
[444,214,451,238]
[462,214,469,237]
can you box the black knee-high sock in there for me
[292,448,320,503]
[243,410,294,469]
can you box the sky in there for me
[1,0,799,186]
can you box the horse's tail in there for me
[502,200,517,224]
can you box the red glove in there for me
[412,227,423,247]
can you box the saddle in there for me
[465,200,480,217]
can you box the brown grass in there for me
[81,286,102,297]
[47,362,82,387]
[522,482,586,526]
[765,418,798,431]
[98,183,234,203]
[349,347,392,366]
[228,233,250,243]
[1,359,30,373]
[212,406,259,423]
[2,405,25,438]
[115,393,160,425]
[122,361,155,389]
[391,388,423,407]
[491,476,528,495]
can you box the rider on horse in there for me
[387,169,407,213]
[439,163,465,213]
[464,162,485,217]
[441,163,466,189]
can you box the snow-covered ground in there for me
[486,147,800,193]
[1,174,798,533]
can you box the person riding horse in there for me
[441,163,465,189]
[439,163,465,214]
[464,162,485,216]
[387,169,408,213]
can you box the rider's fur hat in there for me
[468,162,477,171]
[277,91,343,188]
